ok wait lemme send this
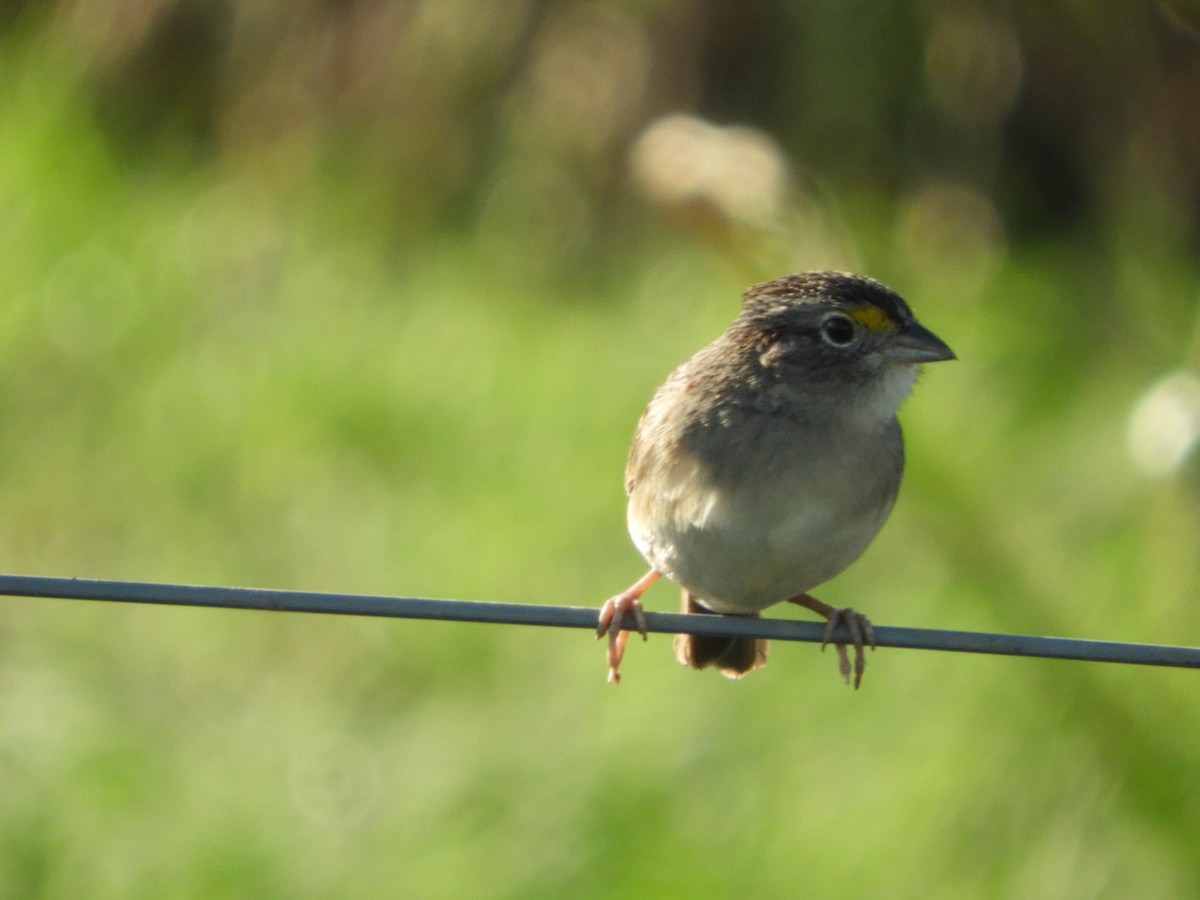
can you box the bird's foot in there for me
[787,593,876,689]
[596,569,659,684]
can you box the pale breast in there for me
[627,404,903,614]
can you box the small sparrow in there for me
[597,271,954,686]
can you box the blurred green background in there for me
[2,1,1200,897]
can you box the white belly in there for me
[627,419,901,614]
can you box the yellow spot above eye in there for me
[848,304,896,333]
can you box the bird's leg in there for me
[596,569,660,684]
[786,593,876,689]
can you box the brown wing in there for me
[623,406,652,496]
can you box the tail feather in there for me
[674,592,768,679]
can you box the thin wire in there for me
[0,573,1197,669]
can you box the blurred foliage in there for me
[2,1,1200,897]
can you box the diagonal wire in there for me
[0,573,1197,669]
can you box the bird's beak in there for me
[884,319,956,364]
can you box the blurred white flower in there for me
[1127,371,1200,477]
[629,114,788,226]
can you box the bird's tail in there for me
[673,591,768,678]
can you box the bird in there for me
[596,270,954,687]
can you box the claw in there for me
[606,629,630,684]
[596,569,660,684]
[598,595,644,684]
[789,593,876,689]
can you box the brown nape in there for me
[674,592,768,678]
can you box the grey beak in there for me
[884,319,956,364]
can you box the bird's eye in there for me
[819,313,857,348]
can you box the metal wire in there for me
[1,573,1197,669]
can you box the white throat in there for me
[853,363,917,429]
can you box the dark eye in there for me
[819,313,857,348]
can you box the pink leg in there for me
[787,593,876,689]
[596,569,660,684]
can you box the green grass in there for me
[2,27,1200,900]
